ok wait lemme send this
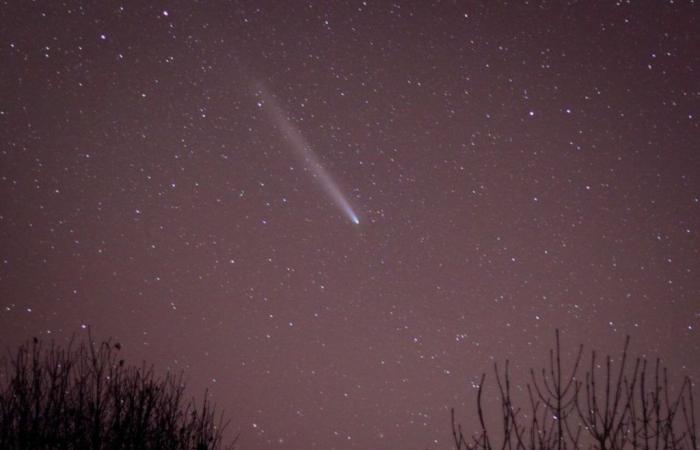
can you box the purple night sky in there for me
[1,2,698,449]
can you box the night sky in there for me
[1,1,698,449]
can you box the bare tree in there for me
[452,331,696,450]
[0,334,237,450]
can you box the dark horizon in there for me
[1,2,698,449]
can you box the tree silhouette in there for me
[0,334,237,450]
[452,331,697,450]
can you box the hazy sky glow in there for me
[0,2,698,450]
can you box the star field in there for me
[0,2,698,449]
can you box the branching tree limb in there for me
[0,334,236,450]
[452,331,696,450]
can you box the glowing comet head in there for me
[350,214,360,225]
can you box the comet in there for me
[255,82,360,225]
